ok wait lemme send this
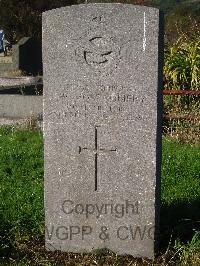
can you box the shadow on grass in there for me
[0,217,16,259]
[160,199,200,249]
[0,217,42,262]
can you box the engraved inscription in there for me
[79,126,117,191]
[47,84,143,121]
[91,15,105,24]
[75,31,121,75]
[84,36,113,66]
[72,13,132,75]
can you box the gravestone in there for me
[0,37,42,75]
[43,4,163,259]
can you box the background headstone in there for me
[43,4,163,259]
[0,37,42,75]
[13,37,42,75]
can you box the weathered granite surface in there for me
[43,4,163,259]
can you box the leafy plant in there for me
[164,36,200,90]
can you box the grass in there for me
[161,138,200,250]
[0,126,199,265]
[0,127,44,259]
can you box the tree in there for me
[0,0,76,43]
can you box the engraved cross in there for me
[79,126,117,191]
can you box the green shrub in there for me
[164,37,200,90]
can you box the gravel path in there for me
[0,117,24,126]
[0,117,43,129]
[0,76,42,88]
